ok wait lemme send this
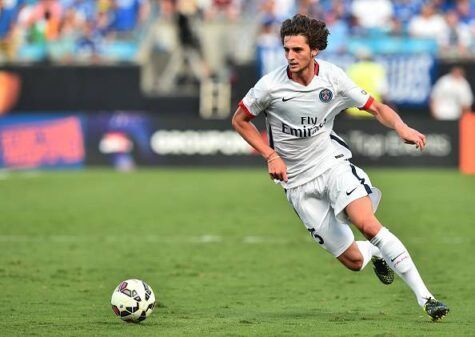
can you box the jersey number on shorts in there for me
[307,228,324,244]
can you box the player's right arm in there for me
[232,107,288,182]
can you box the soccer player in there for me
[232,14,449,321]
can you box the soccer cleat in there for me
[371,257,394,285]
[423,298,449,321]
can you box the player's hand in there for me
[268,157,288,182]
[395,124,426,151]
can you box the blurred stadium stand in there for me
[0,0,474,170]
[0,0,472,111]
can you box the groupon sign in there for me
[150,130,252,155]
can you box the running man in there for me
[232,14,449,321]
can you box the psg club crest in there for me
[319,88,333,103]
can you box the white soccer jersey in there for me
[240,60,373,188]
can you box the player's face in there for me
[283,35,316,74]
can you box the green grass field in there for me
[1,168,475,336]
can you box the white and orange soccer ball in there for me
[111,279,156,323]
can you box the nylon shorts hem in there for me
[333,234,355,258]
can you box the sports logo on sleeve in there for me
[319,89,333,103]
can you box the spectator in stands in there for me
[0,0,21,39]
[258,0,295,24]
[53,6,80,61]
[201,0,244,79]
[273,0,296,23]
[63,0,96,23]
[95,5,113,37]
[452,0,475,25]
[259,0,277,25]
[256,17,280,48]
[169,0,209,86]
[204,0,240,22]
[408,3,448,47]
[350,0,393,32]
[175,0,201,53]
[14,0,34,44]
[75,16,101,62]
[392,0,424,30]
[110,0,150,37]
[324,0,349,53]
[346,48,389,118]
[31,0,63,42]
[440,10,472,57]
[0,0,22,61]
[300,0,352,21]
[430,66,473,120]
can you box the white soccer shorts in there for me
[285,161,381,257]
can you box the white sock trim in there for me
[356,241,374,270]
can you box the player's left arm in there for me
[366,100,426,151]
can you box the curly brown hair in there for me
[280,14,329,51]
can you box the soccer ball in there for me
[111,279,156,323]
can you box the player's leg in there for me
[326,162,390,277]
[286,175,380,272]
[346,195,432,300]
[285,177,359,268]
[346,195,449,320]
[328,161,448,319]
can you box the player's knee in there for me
[347,258,364,271]
[339,255,364,271]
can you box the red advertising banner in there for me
[0,116,85,169]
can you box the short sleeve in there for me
[336,67,374,110]
[239,77,272,119]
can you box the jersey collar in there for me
[286,61,320,80]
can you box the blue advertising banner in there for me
[0,115,85,169]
